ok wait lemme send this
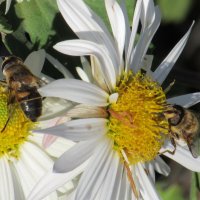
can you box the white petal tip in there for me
[109,93,119,103]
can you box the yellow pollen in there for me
[0,86,35,158]
[107,71,169,164]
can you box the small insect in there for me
[1,56,43,131]
[164,104,200,158]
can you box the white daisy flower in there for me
[0,50,74,200]
[28,0,200,200]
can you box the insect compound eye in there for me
[1,56,23,72]
[169,105,185,126]
[168,114,182,126]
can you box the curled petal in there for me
[54,40,116,90]
[57,0,119,77]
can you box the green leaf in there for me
[156,0,193,23]
[3,0,59,57]
[14,0,58,47]
[3,0,77,58]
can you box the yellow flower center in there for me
[0,86,35,158]
[107,71,169,164]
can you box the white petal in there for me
[90,56,110,92]
[39,79,109,106]
[108,163,124,200]
[47,140,75,160]
[136,163,161,200]
[74,138,113,200]
[140,55,154,74]
[167,92,200,108]
[9,163,25,199]
[80,56,94,82]
[152,156,170,176]
[24,49,45,76]
[162,142,200,172]
[105,0,125,70]
[117,168,132,200]
[30,133,74,158]
[40,97,73,120]
[12,142,54,198]
[0,157,15,200]
[27,161,88,200]
[57,0,119,71]
[53,138,101,173]
[76,67,90,82]
[119,0,131,57]
[126,0,142,71]
[153,22,194,84]
[127,167,137,200]
[54,40,116,90]
[37,115,70,130]
[46,53,73,78]
[145,163,155,183]
[66,104,108,118]
[98,154,123,200]
[141,0,155,30]
[38,116,70,149]
[42,135,59,149]
[29,141,79,193]
[35,118,107,141]
[109,93,119,104]
[131,6,161,72]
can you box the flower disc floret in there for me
[107,71,169,164]
[0,86,35,158]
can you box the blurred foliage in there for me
[2,0,59,56]
[157,184,185,200]
[0,11,12,34]
[156,0,193,23]
[190,172,200,200]
[0,0,79,78]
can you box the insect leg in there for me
[159,136,176,155]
